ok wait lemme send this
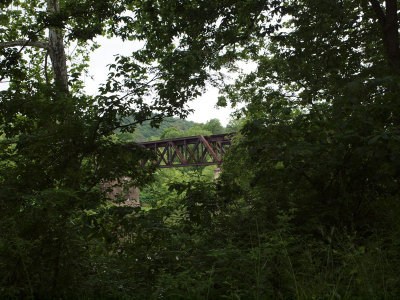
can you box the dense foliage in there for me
[1,0,400,299]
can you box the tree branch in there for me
[0,40,49,50]
[0,25,49,83]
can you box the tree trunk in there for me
[383,0,400,73]
[369,0,400,74]
[47,0,69,91]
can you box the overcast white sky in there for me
[84,37,251,126]
[0,37,253,126]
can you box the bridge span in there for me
[138,133,232,168]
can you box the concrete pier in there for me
[214,166,221,182]
[101,177,140,207]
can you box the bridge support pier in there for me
[214,166,221,182]
[101,177,140,207]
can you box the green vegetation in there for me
[115,118,223,206]
[117,117,226,142]
[1,0,400,299]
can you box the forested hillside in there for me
[1,0,400,299]
[117,117,226,142]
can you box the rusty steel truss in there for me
[139,134,231,168]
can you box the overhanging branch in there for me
[0,40,49,50]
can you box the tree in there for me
[185,125,213,137]
[370,0,400,72]
[118,0,400,297]
[226,118,245,133]
[160,127,183,139]
[0,0,205,297]
[0,0,117,91]
[203,118,224,134]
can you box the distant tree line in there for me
[117,117,241,142]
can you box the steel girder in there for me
[138,134,231,168]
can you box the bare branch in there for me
[0,40,49,50]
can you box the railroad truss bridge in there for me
[105,133,232,206]
[138,133,232,168]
